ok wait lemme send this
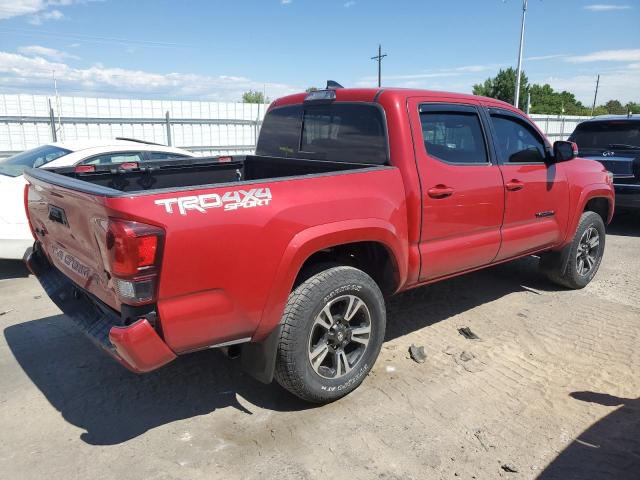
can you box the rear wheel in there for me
[543,211,606,289]
[274,266,385,403]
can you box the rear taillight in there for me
[24,184,37,240]
[118,162,139,170]
[105,219,164,305]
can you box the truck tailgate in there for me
[25,174,120,311]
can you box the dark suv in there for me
[569,115,640,210]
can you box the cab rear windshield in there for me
[256,103,388,165]
[570,120,640,150]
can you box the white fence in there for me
[529,113,590,142]
[0,94,270,158]
[0,94,590,159]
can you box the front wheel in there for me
[543,211,606,289]
[274,266,386,403]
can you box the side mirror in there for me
[553,141,578,162]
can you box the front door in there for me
[486,108,570,261]
[409,98,505,281]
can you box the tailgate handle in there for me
[48,205,69,227]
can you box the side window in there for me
[419,106,489,164]
[146,152,190,161]
[83,152,144,166]
[490,114,547,164]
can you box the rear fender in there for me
[254,218,407,342]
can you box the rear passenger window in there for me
[419,106,488,164]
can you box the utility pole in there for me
[591,74,600,116]
[526,91,531,114]
[52,70,64,141]
[371,44,387,88]
[514,0,528,109]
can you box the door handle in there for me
[505,179,524,192]
[427,185,454,199]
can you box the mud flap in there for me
[240,324,282,384]
[539,243,571,277]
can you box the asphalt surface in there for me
[1,213,638,480]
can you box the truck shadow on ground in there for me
[537,392,640,480]
[5,257,559,446]
[0,259,30,280]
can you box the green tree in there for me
[626,102,640,114]
[528,84,587,115]
[604,100,626,114]
[242,90,266,104]
[592,105,609,116]
[305,87,319,93]
[472,67,529,110]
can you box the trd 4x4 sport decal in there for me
[154,188,272,215]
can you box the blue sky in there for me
[0,0,638,104]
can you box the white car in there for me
[0,139,194,260]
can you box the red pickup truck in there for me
[23,87,614,403]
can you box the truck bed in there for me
[30,155,371,196]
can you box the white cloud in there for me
[0,50,301,101]
[28,8,64,25]
[0,1,92,23]
[567,49,640,63]
[526,54,569,61]
[344,1,356,7]
[280,0,292,4]
[584,4,632,11]
[0,0,45,20]
[18,44,79,60]
[356,63,503,85]
[533,69,640,104]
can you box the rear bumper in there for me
[614,183,640,210]
[24,246,176,373]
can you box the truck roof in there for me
[271,88,516,110]
[579,114,640,124]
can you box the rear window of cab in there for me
[256,103,388,165]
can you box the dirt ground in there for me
[1,214,638,480]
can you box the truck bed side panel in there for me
[103,167,408,352]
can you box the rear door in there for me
[408,98,505,281]
[486,108,569,261]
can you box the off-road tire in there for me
[274,266,385,403]
[543,211,606,289]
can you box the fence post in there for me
[165,111,172,146]
[48,99,57,142]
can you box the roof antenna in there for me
[326,80,344,90]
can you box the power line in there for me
[0,27,194,48]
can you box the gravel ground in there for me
[1,214,638,480]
